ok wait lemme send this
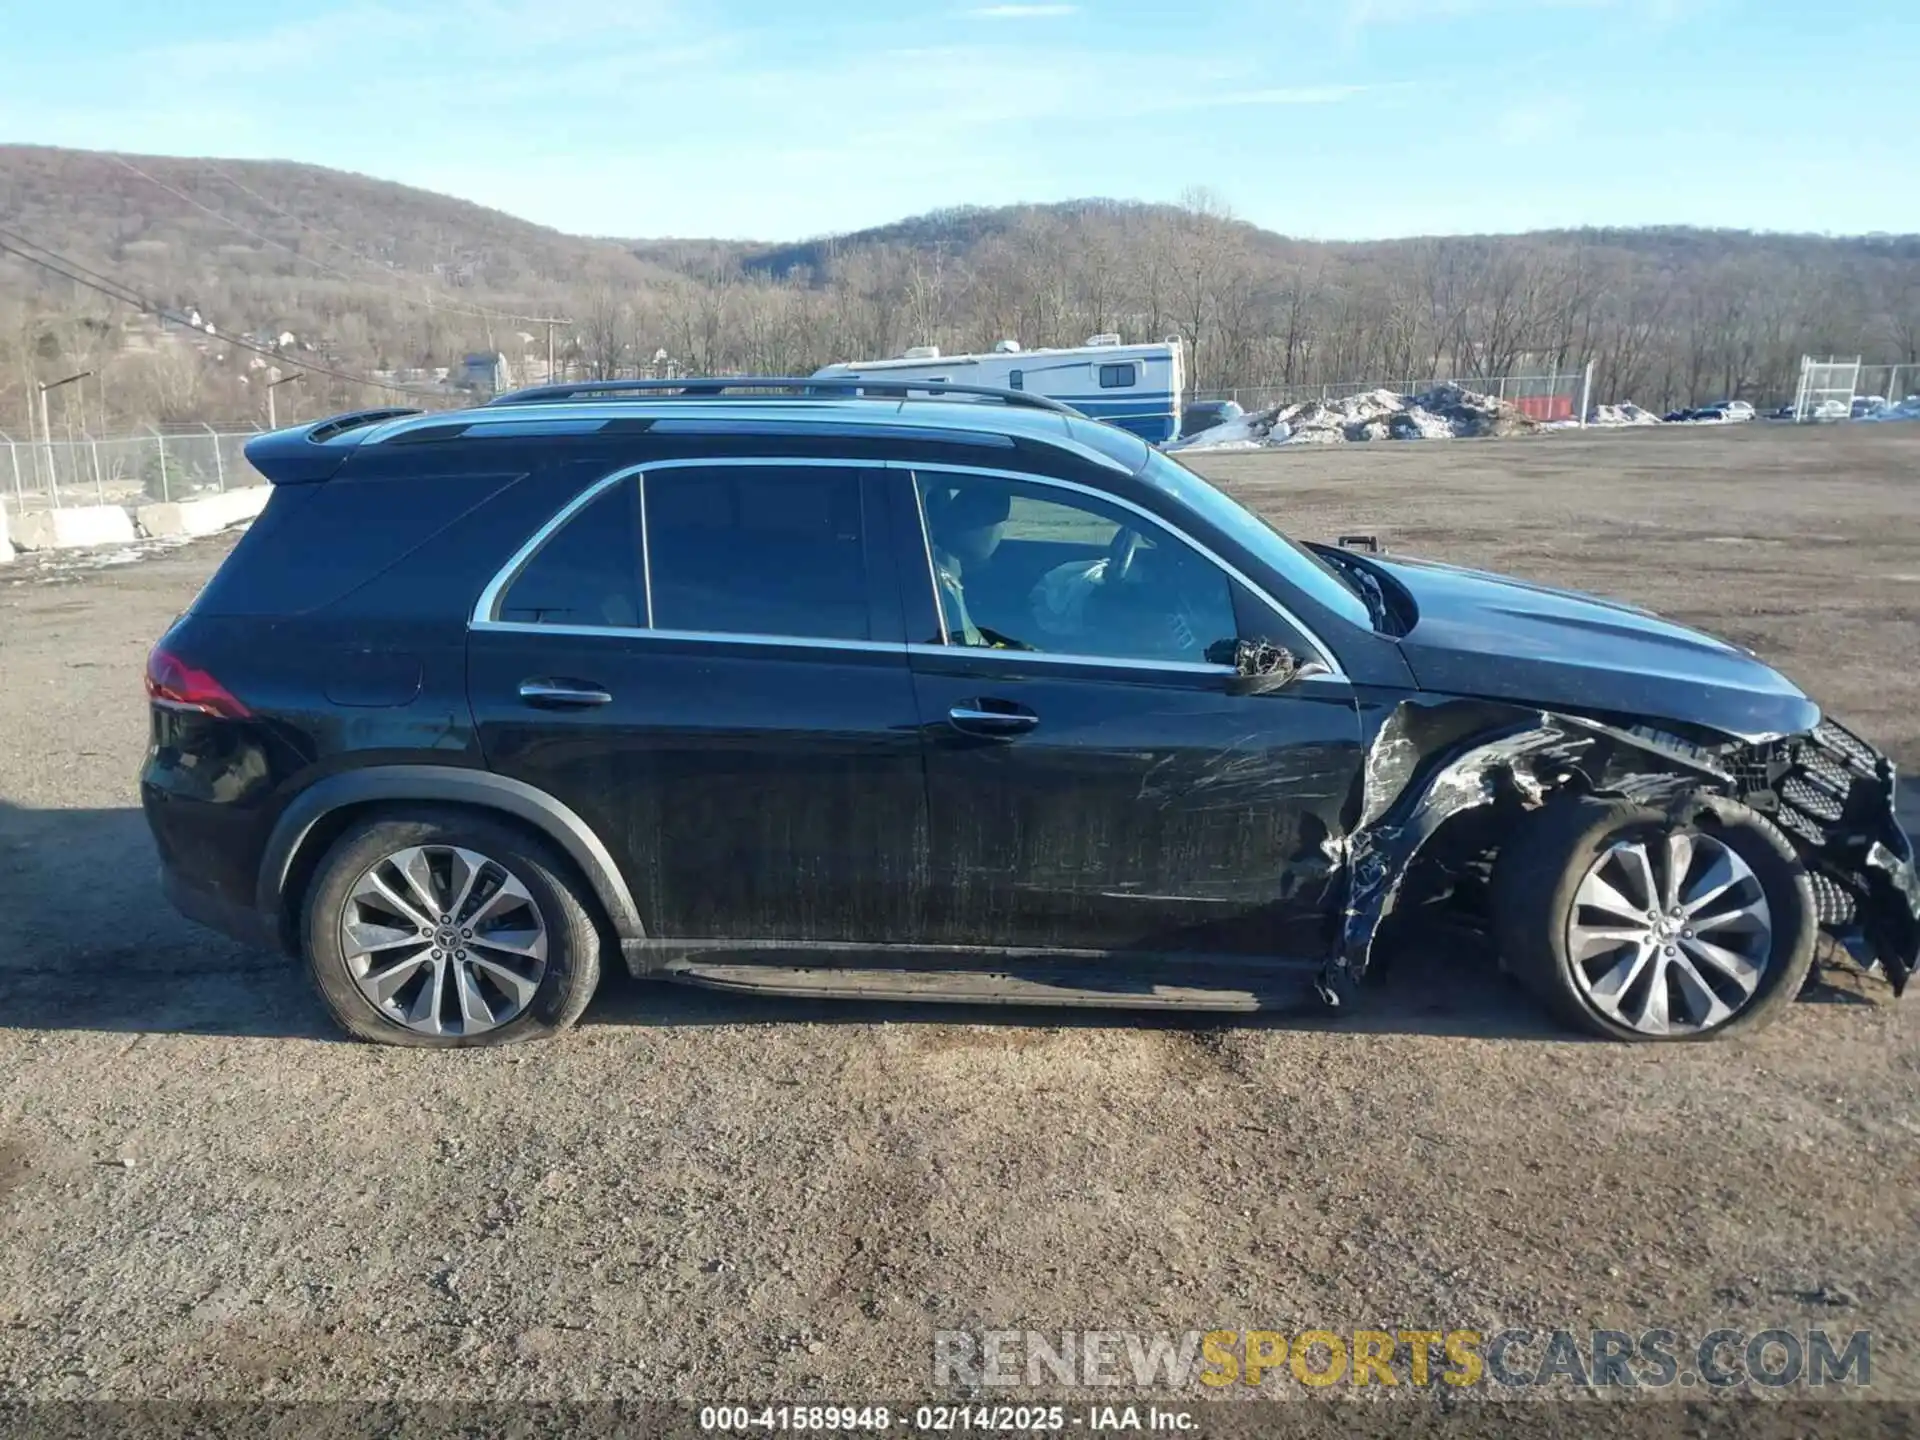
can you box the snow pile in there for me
[1169,414,1270,451]
[1169,383,1537,452]
[1587,402,1662,427]
[1858,396,1920,423]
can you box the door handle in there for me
[948,702,1038,737]
[518,679,613,708]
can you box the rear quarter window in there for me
[496,477,645,628]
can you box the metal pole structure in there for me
[152,426,168,504]
[527,317,570,387]
[88,433,103,503]
[267,371,304,430]
[37,384,55,510]
[1579,359,1594,429]
[36,371,92,510]
[5,435,21,507]
[206,424,225,492]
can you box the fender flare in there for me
[257,765,646,943]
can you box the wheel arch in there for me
[259,765,646,954]
[1327,698,1746,1004]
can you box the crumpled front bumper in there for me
[1768,721,1916,994]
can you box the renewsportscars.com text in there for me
[933,1328,1872,1391]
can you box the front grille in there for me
[1811,871,1856,925]
[1768,719,1893,927]
[1814,719,1884,777]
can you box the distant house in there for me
[458,352,512,394]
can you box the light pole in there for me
[266,371,304,430]
[36,370,91,508]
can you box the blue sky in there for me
[2,0,1915,240]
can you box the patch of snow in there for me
[1,532,200,586]
[1587,402,1663,427]
[1169,384,1537,452]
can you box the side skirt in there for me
[619,939,1326,1011]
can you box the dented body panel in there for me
[1328,695,1918,1002]
[908,651,1363,955]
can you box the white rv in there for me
[812,336,1184,445]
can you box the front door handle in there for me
[948,702,1038,737]
[519,679,613,709]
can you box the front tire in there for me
[301,808,603,1047]
[1491,793,1814,1041]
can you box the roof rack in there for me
[483,377,1079,416]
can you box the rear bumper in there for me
[159,862,278,953]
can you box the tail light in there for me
[146,645,250,719]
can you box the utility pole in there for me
[266,371,304,430]
[525,317,571,386]
[36,370,91,509]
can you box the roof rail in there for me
[483,377,1080,416]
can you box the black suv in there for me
[141,380,1918,1047]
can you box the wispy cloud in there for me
[965,4,1079,17]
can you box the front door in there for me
[467,459,926,942]
[897,467,1364,957]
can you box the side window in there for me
[1008,369,1024,391]
[917,472,1237,664]
[645,465,870,640]
[497,477,644,628]
[1098,363,1138,389]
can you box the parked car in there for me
[1852,396,1888,419]
[1811,399,1850,422]
[1766,404,1799,421]
[141,378,1918,1047]
[1179,399,1244,440]
[1716,400,1756,421]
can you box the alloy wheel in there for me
[339,845,549,1037]
[1566,830,1772,1036]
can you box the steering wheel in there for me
[1102,525,1148,586]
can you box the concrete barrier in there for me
[7,504,138,552]
[135,485,270,539]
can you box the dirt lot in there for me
[0,422,1916,1408]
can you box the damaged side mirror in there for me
[1211,637,1332,696]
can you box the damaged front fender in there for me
[1322,698,1741,1007]
[1320,701,1918,1008]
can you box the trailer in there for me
[812,336,1184,444]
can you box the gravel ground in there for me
[0,422,1915,1411]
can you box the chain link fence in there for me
[1,426,265,514]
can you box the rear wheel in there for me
[301,809,602,1047]
[1491,794,1814,1041]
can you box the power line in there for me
[0,225,448,400]
[107,153,552,327]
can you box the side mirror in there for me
[1217,638,1331,696]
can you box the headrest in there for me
[934,484,1012,530]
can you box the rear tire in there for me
[300,808,603,1047]
[1491,793,1814,1041]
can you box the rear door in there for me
[894,465,1365,958]
[466,458,927,942]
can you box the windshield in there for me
[1136,449,1375,630]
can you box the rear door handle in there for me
[518,679,613,709]
[948,702,1038,737]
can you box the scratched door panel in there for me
[910,651,1365,956]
